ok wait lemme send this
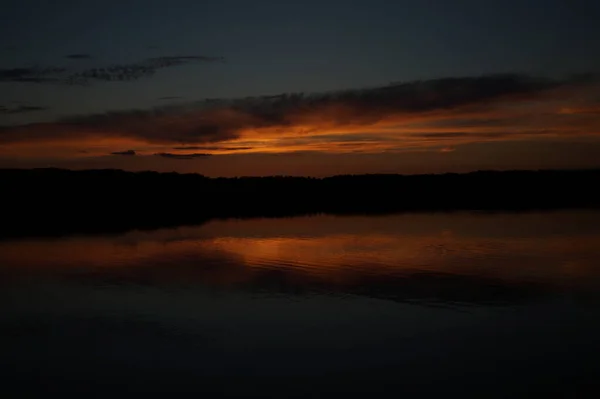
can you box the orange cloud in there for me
[0,73,598,159]
[558,106,600,115]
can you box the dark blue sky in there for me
[2,0,599,116]
[1,0,599,176]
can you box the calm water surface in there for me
[2,211,600,397]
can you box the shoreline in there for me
[3,167,600,239]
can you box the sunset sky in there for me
[1,0,600,176]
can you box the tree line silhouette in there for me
[2,168,600,239]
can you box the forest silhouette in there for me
[2,168,600,239]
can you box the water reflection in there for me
[2,211,600,305]
[1,211,600,396]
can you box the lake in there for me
[2,211,600,397]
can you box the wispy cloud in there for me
[65,55,224,85]
[558,106,600,115]
[0,105,48,114]
[110,149,136,156]
[1,73,598,158]
[154,152,212,159]
[0,67,66,83]
[172,146,254,151]
[440,147,456,153]
[0,54,224,85]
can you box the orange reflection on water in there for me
[206,232,600,286]
[1,212,600,294]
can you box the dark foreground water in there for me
[2,211,600,397]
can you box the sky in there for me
[1,0,600,176]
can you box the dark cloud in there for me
[1,54,223,85]
[339,74,560,113]
[0,67,66,83]
[154,152,212,159]
[420,117,523,130]
[52,107,243,144]
[66,55,224,85]
[172,146,254,151]
[65,65,155,84]
[0,73,594,147]
[0,105,48,114]
[110,149,136,156]
[65,54,93,60]
[305,133,391,143]
[418,132,510,139]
